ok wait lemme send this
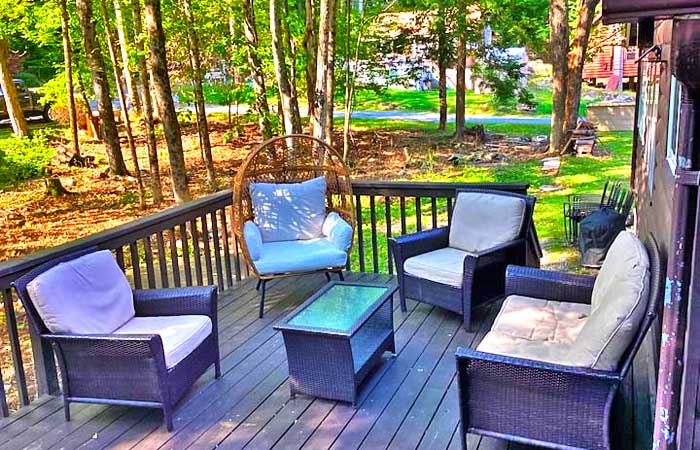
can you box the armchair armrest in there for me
[389,227,449,262]
[134,286,218,319]
[505,265,595,304]
[46,333,168,399]
[323,212,353,252]
[455,347,621,448]
[464,238,526,268]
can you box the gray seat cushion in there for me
[403,247,473,287]
[114,315,212,368]
[26,250,135,334]
[449,192,526,253]
[477,295,590,365]
[252,238,348,276]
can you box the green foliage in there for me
[14,72,41,87]
[471,52,533,108]
[0,134,55,187]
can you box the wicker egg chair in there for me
[232,134,355,317]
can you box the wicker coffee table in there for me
[275,281,397,405]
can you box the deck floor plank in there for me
[0,272,652,450]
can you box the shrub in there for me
[0,135,55,187]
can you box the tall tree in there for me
[304,0,317,120]
[548,0,569,153]
[98,0,146,207]
[76,0,128,175]
[181,0,216,188]
[454,28,466,138]
[564,0,599,136]
[270,0,302,134]
[242,0,273,138]
[0,39,30,138]
[58,0,79,155]
[144,0,191,203]
[436,6,449,131]
[312,0,337,144]
[131,0,162,204]
[113,0,142,114]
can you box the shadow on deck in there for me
[0,272,654,450]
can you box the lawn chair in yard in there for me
[389,189,536,330]
[12,249,221,431]
[455,232,663,450]
[233,134,355,318]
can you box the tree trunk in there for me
[98,0,146,207]
[242,0,273,138]
[270,0,302,134]
[564,0,599,139]
[454,31,466,138]
[549,0,569,153]
[437,8,448,131]
[0,39,30,138]
[59,0,80,155]
[342,0,352,160]
[304,0,317,121]
[144,0,191,203]
[113,0,142,114]
[131,0,162,204]
[281,0,300,108]
[312,0,337,144]
[76,0,128,175]
[182,0,216,189]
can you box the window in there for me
[637,61,662,194]
[666,75,682,173]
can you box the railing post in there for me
[29,327,59,395]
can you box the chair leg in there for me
[325,272,331,281]
[215,359,221,379]
[255,279,262,291]
[259,280,267,318]
[338,270,345,281]
[163,406,174,431]
[64,400,70,421]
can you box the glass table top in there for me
[287,284,389,332]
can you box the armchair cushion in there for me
[26,250,135,334]
[449,192,526,253]
[322,212,353,252]
[569,231,650,370]
[252,238,347,276]
[250,176,327,242]
[243,221,263,261]
[403,247,472,287]
[477,295,590,365]
[114,315,212,368]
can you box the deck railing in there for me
[0,180,532,416]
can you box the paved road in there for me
[178,103,551,125]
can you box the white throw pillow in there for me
[26,250,135,334]
[250,176,327,242]
[449,192,526,253]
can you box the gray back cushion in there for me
[26,250,135,334]
[449,192,526,253]
[567,231,650,370]
[250,176,327,242]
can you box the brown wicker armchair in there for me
[233,134,355,317]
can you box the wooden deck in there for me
[0,272,654,450]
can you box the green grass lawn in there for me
[352,86,569,117]
[341,118,632,271]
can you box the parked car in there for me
[0,79,51,122]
